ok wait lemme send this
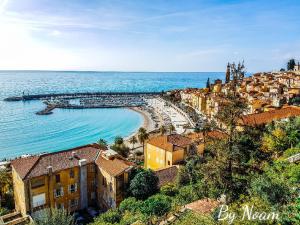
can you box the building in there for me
[294,62,300,72]
[11,144,134,217]
[144,134,193,170]
[238,106,300,128]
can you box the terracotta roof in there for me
[239,106,300,126]
[147,134,192,152]
[95,152,134,177]
[11,144,101,179]
[154,166,178,187]
[185,198,219,215]
[11,156,39,179]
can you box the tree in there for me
[33,208,73,225]
[160,125,167,135]
[206,77,211,89]
[97,138,107,149]
[129,136,138,149]
[280,68,285,72]
[138,127,149,152]
[114,136,124,146]
[0,170,12,208]
[141,194,172,217]
[287,58,296,70]
[119,197,143,213]
[92,209,121,225]
[168,124,175,134]
[129,169,159,200]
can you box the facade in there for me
[11,144,134,217]
[144,134,192,170]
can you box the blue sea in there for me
[0,71,224,159]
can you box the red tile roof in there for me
[11,144,101,179]
[154,166,178,187]
[95,152,134,177]
[147,134,192,152]
[239,106,300,126]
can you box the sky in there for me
[0,0,299,72]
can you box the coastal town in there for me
[0,60,300,225]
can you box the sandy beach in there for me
[124,107,155,148]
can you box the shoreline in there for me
[125,106,154,143]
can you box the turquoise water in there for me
[0,71,224,159]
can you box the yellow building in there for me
[144,134,192,170]
[11,144,134,217]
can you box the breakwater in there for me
[4,92,161,115]
[4,91,161,101]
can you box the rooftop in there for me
[147,134,192,152]
[154,165,178,187]
[95,152,134,177]
[239,106,300,126]
[11,144,101,179]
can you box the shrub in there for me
[119,197,143,213]
[93,209,121,225]
[160,183,179,196]
[141,194,172,217]
[129,169,159,200]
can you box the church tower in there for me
[225,62,230,83]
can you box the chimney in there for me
[47,166,53,175]
[79,159,87,167]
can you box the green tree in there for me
[33,208,73,225]
[206,77,211,89]
[129,169,159,200]
[169,124,175,134]
[173,211,215,225]
[287,58,296,70]
[160,125,167,135]
[129,136,138,149]
[92,209,121,225]
[114,136,124,146]
[119,197,143,213]
[141,194,172,217]
[138,127,149,152]
[280,197,300,225]
[97,138,107,149]
[0,170,12,208]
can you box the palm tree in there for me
[97,138,108,149]
[114,136,124,146]
[129,136,138,149]
[138,127,149,152]
[160,125,167,135]
[169,124,175,134]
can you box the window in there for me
[69,169,74,179]
[54,187,64,198]
[32,193,46,208]
[69,183,77,193]
[69,199,78,208]
[91,192,96,200]
[109,183,113,192]
[55,174,60,183]
[91,179,96,187]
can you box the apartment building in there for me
[11,144,134,217]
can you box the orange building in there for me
[144,134,193,170]
[11,144,134,217]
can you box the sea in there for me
[0,71,224,159]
